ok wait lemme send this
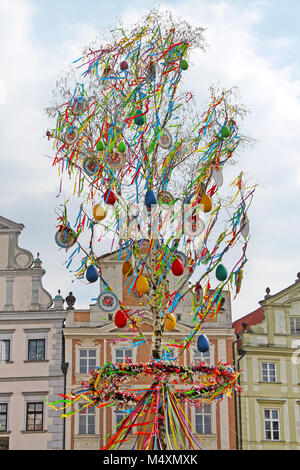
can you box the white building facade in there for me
[0,216,66,450]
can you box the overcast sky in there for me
[1,0,300,320]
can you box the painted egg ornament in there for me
[145,190,157,208]
[93,204,107,221]
[122,260,133,277]
[163,313,176,331]
[197,334,210,353]
[120,61,129,71]
[216,264,228,282]
[240,214,250,238]
[158,129,173,149]
[96,140,105,152]
[114,309,127,328]
[221,126,230,138]
[86,264,99,283]
[136,275,149,295]
[72,96,87,115]
[107,152,126,171]
[180,60,188,70]
[117,141,126,153]
[64,126,79,146]
[171,257,184,276]
[134,112,145,126]
[212,167,223,187]
[104,188,118,205]
[55,227,77,249]
[199,194,212,213]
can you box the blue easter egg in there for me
[197,334,210,353]
[86,265,99,283]
[145,190,157,208]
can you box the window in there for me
[115,349,133,363]
[79,349,96,373]
[193,348,210,364]
[79,406,95,435]
[262,363,276,382]
[116,411,132,434]
[264,409,280,441]
[162,348,175,361]
[28,339,45,361]
[195,404,211,434]
[290,317,300,335]
[0,340,10,362]
[26,402,43,431]
[0,404,8,432]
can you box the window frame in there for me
[28,338,46,361]
[194,404,212,435]
[78,348,97,374]
[290,317,300,335]
[26,402,44,432]
[115,348,133,364]
[78,405,96,435]
[261,362,277,383]
[0,340,10,362]
[264,408,280,441]
[0,403,8,433]
[193,348,210,364]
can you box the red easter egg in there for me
[171,257,184,276]
[114,310,127,328]
[104,188,118,205]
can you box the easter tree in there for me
[46,9,255,450]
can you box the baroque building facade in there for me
[0,216,66,450]
[233,278,300,450]
[63,250,237,450]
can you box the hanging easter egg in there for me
[145,190,157,208]
[174,251,187,268]
[180,60,188,70]
[107,152,126,171]
[93,204,107,221]
[120,61,129,71]
[55,227,77,249]
[134,112,145,126]
[163,313,176,331]
[171,257,184,276]
[96,140,105,152]
[72,96,88,115]
[122,260,133,277]
[216,264,228,282]
[117,141,126,153]
[104,188,118,205]
[236,269,243,294]
[240,214,250,238]
[114,309,127,328]
[157,190,174,209]
[197,334,210,353]
[199,194,212,213]
[185,213,205,237]
[221,126,230,138]
[86,264,99,283]
[158,129,173,149]
[64,125,79,146]
[136,275,149,295]
[212,167,223,187]
[97,290,119,312]
[195,283,203,303]
[83,156,98,176]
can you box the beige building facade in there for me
[233,278,300,450]
[63,251,237,450]
[0,216,66,450]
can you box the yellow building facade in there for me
[233,278,300,449]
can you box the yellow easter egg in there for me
[136,275,149,295]
[199,194,212,213]
[93,204,107,221]
[163,313,176,331]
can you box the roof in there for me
[232,306,264,335]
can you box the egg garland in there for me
[86,264,99,283]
